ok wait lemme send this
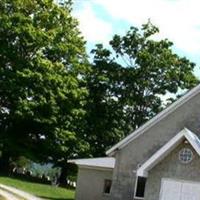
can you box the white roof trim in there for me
[68,157,115,169]
[106,84,200,156]
[137,128,200,177]
[77,165,113,171]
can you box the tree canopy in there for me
[0,0,90,176]
[85,22,198,156]
[0,0,199,185]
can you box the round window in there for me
[179,148,193,164]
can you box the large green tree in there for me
[86,22,198,156]
[0,0,89,184]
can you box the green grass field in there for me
[0,176,75,200]
[0,195,6,200]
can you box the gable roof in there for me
[106,84,200,156]
[137,128,200,177]
[68,157,115,170]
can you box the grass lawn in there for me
[0,195,6,200]
[0,176,75,200]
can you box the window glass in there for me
[179,148,193,164]
[104,179,112,194]
[135,176,146,198]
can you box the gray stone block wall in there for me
[110,92,200,200]
[75,167,113,200]
[145,142,200,200]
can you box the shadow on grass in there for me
[40,197,74,200]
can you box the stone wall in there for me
[110,91,200,200]
[145,142,200,200]
[75,167,113,200]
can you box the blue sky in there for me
[73,0,200,77]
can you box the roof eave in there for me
[106,84,200,156]
[78,164,114,171]
[136,128,200,177]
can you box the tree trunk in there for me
[0,151,10,174]
[58,164,68,186]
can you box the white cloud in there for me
[73,2,113,44]
[94,0,200,54]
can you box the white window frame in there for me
[179,147,194,164]
[134,176,146,200]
